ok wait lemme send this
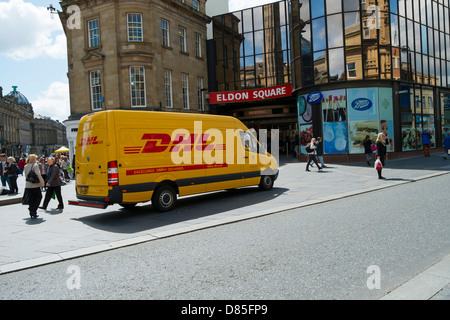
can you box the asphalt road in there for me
[0,172,449,301]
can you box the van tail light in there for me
[108,161,119,186]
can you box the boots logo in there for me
[351,98,373,111]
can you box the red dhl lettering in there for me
[79,136,103,147]
[124,133,226,154]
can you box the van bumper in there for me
[68,199,109,209]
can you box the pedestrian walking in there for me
[38,157,48,191]
[363,135,375,166]
[60,155,70,183]
[0,153,11,193]
[374,156,385,180]
[422,129,432,157]
[39,156,64,211]
[316,137,326,168]
[23,154,45,219]
[376,132,388,167]
[305,138,322,172]
[6,157,19,194]
[443,132,450,160]
[18,157,26,175]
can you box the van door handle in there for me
[88,171,94,175]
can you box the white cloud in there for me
[228,0,278,11]
[0,0,66,60]
[31,81,70,122]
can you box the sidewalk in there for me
[1,152,449,299]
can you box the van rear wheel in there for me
[259,175,274,191]
[152,185,177,212]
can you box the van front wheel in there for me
[152,185,177,212]
[259,175,274,191]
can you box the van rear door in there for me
[75,112,110,198]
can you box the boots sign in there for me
[209,84,292,104]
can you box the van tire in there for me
[259,175,274,191]
[152,185,177,212]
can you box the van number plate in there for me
[79,186,88,194]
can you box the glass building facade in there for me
[210,0,450,156]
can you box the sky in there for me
[0,0,279,122]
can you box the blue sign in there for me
[351,98,373,111]
[307,91,323,104]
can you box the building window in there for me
[90,70,102,110]
[179,27,186,52]
[88,19,99,48]
[193,0,199,11]
[162,19,170,47]
[130,66,146,107]
[127,13,143,42]
[164,69,173,108]
[195,33,202,57]
[347,62,357,78]
[197,77,204,111]
[182,73,189,109]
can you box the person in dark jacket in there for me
[376,132,388,167]
[363,135,374,166]
[24,154,45,219]
[422,129,432,157]
[6,157,19,194]
[444,132,450,160]
[39,156,64,210]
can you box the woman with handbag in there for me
[23,154,45,219]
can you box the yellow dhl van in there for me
[69,110,278,212]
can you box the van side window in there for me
[240,131,258,153]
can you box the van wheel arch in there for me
[152,181,178,212]
[259,175,274,191]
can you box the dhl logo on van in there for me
[124,133,226,154]
[78,136,103,146]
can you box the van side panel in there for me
[115,112,206,200]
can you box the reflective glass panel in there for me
[345,12,361,46]
[422,25,428,55]
[344,0,360,12]
[390,0,398,13]
[300,0,310,21]
[391,14,399,47]
[312,17,327,51]
[328,48,345,81]
[346,46,362,80]
[364,45,379,79]
[327,14,343,48]
[243,9,253,32]
[380,46,392,79]
[314,50,328,84]
[311,0,325,18]
[326,0,341,15]
[400,84,416,151]
[253,6,263,31]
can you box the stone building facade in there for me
[0,86,67,157]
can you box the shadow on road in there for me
[72,186,289,234]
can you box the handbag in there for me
[67,164,73,173]
[371,145,377,152]
[26,164,40,183]
[22,188,30,205]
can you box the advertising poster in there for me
[379,88,395,152]
[348,120,379,154]
[322,89,347,154]
[298,95,314,154]
[323,122,348,154]
[321,89,347,123]
[402,127,417,151]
